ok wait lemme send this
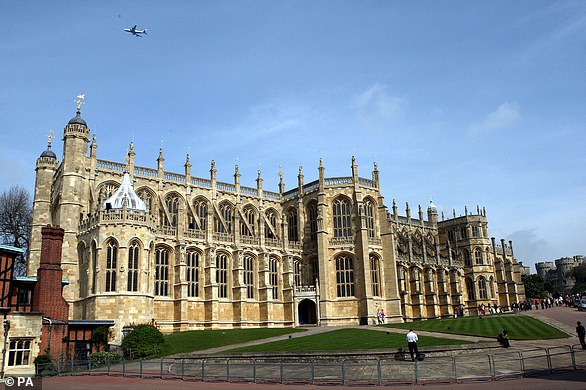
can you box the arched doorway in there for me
[298,299,317,325]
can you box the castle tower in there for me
[56,97,91,305]
[28,131,59,275]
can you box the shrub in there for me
[121,324,165,359]
[34,354,57,376]
[89,351,121,367]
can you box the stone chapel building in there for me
[28,105,526,343]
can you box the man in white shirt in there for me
[406,329,419,361]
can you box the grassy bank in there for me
[384,314,568,339]
[226,328,469,353]
[161,328,306,356]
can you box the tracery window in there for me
[241,207,255,236]
[216,203,232,233]
[243,255,254,299]
[265,210,278,239]
[293,259,301,286]
[478,277,488,299]
[464,249,472,267]
[138,189,153,212]
[187,251,199,298]
[216,253,228,298]
[163,195,179,227]
[472,225,479,238]
[365,200,375,238]
[127,240,139,292]
[336,255,354,297]
[308,202,318,242]
[105,240,117,292]
[370,255,381,296]
[475,248,483,265]
[466,278,475,301]
[155,247,169,296]
[193,199,207,230]
[333,198,352,238]
[287,209,298,242]
[269,257,279,299]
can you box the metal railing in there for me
[36,345,585,385]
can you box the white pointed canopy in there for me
[103,172,146,212]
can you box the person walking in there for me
[576,321,586,349]
[406,329,419,361]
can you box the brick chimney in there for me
[33,225,69,321]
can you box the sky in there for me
[1,1,585,272]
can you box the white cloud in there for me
[352,84,406,132]
[469,102,520,134]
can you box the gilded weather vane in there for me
[75,93,85,111]
[47,129,54,147]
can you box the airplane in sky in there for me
[124,25,147,37]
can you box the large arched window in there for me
[216,203,232,233]
[478,277,488,299]
[333,198,352,238]
[187,251,200,298]
[163,195,179,227]
[466,278,475,301]
[105,240,117,292]
[293,258,301,286]
[216,253,228,298]
[365,200,375,238]
[475,248,483,265]
[192,199,207,230]
[265,210,279,239]
[243,255,254,299]
[155,247,169,296]
[269,257,279,299]
[241,207,255,237]
[336,255,354,297]
[287,209,298,242]
[370,255,381,296]
[308,202,318,242]
[137,188,154,213]
[127,240,139,292]
[463,249,472,267]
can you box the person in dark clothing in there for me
[577,321,586,349]
[497,330,510,348]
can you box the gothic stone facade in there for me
[29,110,526,343]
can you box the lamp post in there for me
[0,308,10,379]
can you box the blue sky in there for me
[1,1,584,271]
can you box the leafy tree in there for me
[0,186,32,275]
[522,274,550,298]
[570,265,586,293]
[121,324,165,359]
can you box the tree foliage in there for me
[0,186,32,275]
[522,274,551,298]
[121,324,165,359]
[570,265,586,293]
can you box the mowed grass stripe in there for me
[226,328,469,353]
[161,328,306,356]
[384,314,567,340]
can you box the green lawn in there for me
[383,314,568,340]
[226,328,469,353]
[161,328,306,356]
